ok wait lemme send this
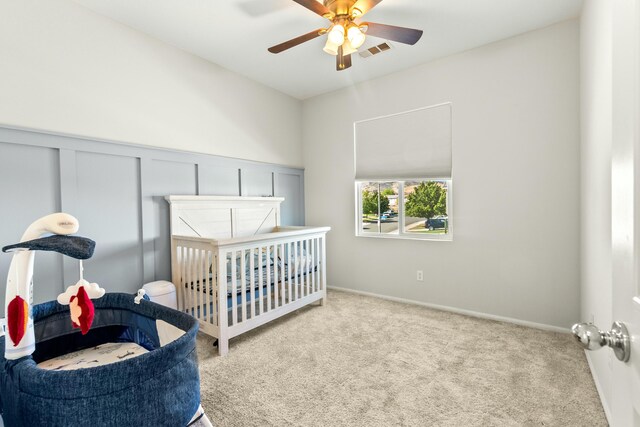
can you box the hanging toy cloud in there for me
[2,213,100,359]
[56,268,105,334]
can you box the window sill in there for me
[355,233,453,242]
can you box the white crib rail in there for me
[171,226,329,356]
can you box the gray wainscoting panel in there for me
[242,169,274,197]
[0,142,63,308]
[198,165,240,196]
[0,126,305,307]
[74,152,143,293]
[275,172,304,226]
[149,159,198,281]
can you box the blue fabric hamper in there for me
[0,293,200,427]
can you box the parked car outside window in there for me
[425,216,448,230]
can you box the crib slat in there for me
[240,248,247,323]
[304,239,312,295]
[200,249,206,321]
[185,247,191,316]
[280,243,286,307]
[185,246,190,313]
[280,245,284,304]
[184,247,190,316]
[193,249,198,319]
[207,251,216,325]
[296,240,304,298]
[203,250,209,322]
[298,241,303,298]
[287,242,292,303]
[177,246,184,312]
[300,240,305,298]
[231,250,238,326]
[210,250,215,324]
[317,238,321,292]
[198,249,209,322]
[258,246,264,315]
[316,238,322,290]
[197,249,203,321]
[203,250,208,322]
[295,240,300,301]
[250,248,256,319]
[217,250,229,356]
[273,245,279,309]
[192,248,198,318]
[178,246,187,311]
[266,245,272,312]
[310,238,316,294]
[305,239,309,297]
[322,236,327,292]
[300,240,304,298]
[194,248,200,318]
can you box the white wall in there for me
[579,0,613,419]
[303,20,581,329]
[0,0,303,168]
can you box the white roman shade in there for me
[354,103,452,180]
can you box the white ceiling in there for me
[73,0,583,99]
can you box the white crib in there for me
[166,196,330,356]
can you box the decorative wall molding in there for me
[0,125,305,307]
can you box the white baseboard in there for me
[584,352,612,425]
[327,286,569,334]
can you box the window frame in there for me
[355,179,453,241]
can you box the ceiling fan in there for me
[268,0,423,71]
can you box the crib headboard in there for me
[165,196,284,239]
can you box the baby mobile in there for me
[3,213,104,359]
[56,261,105,335]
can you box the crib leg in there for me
[318,297,326,306]
[218,338,229,357]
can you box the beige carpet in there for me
[196,290,607,427]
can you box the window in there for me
[357,180,452,240]
[360,182,399,235]
[354,103,453,241]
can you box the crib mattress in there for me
[37,342,148,371]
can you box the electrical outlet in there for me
[416,270,424,281]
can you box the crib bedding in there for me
[190,261,318,298]
[188,265,317,312]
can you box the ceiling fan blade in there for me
[268,28,325,53]
[351,0,383,17]
[337,45,352,71]
[292,0,333,18]
[363,22,423,45]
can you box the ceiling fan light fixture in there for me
[328,24,345,45]
[267,0,423,72]
[342,39,357,55]
[323,38,339,56]
[347,24,366,49]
